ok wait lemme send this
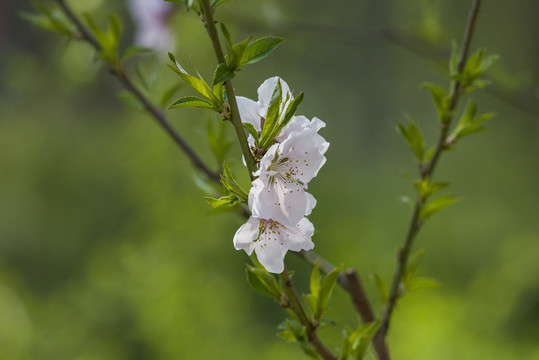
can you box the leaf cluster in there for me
[205,163,248,208]
[243,80,304,155]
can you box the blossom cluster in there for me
[233,77,329,273]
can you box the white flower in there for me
[233,217,314,273]
[249,116,329,226]
[128,0,174,52]
[236,76,294,146]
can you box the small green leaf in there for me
[310,261,321,298]
[407,277,440,291]
[168,53,221,106]
[276,330,297,342]
[242,123,259,145]
[220,23,234,55]
[212,0,231,10]
[420,195,462,219]
[213,63,235,85]
[372,273,388,304]
[204,195,238,208]
[259,80,283,148]
[422,83,449,119]
[228,36,252,70]
[122,45,152,61]
[240,36,284,65]
[220,163,248,202]
[316,265,342,319]
[168,96,216,110]
[397,117,425,161]
[246,265,280,298]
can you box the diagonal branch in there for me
[55,0,220,183]
[377,0,483,344]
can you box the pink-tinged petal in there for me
[249,178,307,226]
[236,96,261,131]
[279,130,328,183]
[285,218,315,252]
[305,192,317,216]
[233,217,260,255]
[275,115,310,142]
[255,239,287,273]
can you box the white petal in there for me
[250,178,307,226]
[255,239,287,273]
[275,115,310,142]
[305,192,317,216]
[279,129,328,184]
[285,218,315,252]
[233,217,260,255]
[236,96,262,131]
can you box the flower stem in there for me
[55,0,220,183]
[377,0,483,345]
[199,0,257,180]
[280,268,339,360]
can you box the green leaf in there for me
[402,248,425,288]
[122,45,152,61]
[276,330,297,342]
[413,177,449,200]
[310,261,321,298]
[342,321,381,360]
[259,80,283,148]
[242,123,260,146]
[407,277,440,291]
[420,195,462,219]
[245,265,280,298]
[397,117,425,161]
[168,96,216,110]
[220,163,248,203]
[372,273,388,304]
[204,195,239,208]
[422,83,449,119]
[228,36,252,70]
[213,63,235,85]
[316,265,341,319]
[168,53,221,106]
[220,23,234,55]
[212,0,231,9]
[240,37,284,65]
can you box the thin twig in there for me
[280,268,339,360]
[55,0,220,183]
[378,0,483,342]
[199,0,256,180]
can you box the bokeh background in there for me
[1,0,538,359]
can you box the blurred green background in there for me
[1,0,538,359]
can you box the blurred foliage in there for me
[1,0,538,359]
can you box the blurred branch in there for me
[378,0,483,343]
[55,0,220,183]
[280,268,339,360]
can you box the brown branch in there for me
[377,0,484,343]
[55,0,220,183]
